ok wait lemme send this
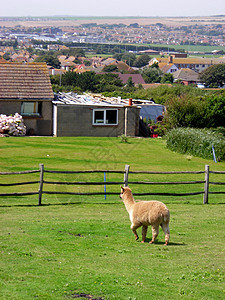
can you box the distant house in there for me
[139,49,160,56]
[173,68,199,85]
[111,60,134,72]
[0,62,54,135]
[48,66,66,76]
[101,57,117,66]
[158,63,178,74]
[101,58,134,72]
[150,55,225,73]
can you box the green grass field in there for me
[0,137,224,299]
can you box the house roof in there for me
[118,73,146,85]
[0,56,6,62]
[54,92,156,107]
[173,68,199,82]
[158,63,177,73]
[101,58,117,66]
[158,56,225,65]
[74,65,104,73]
[112,60,134,72]
[139,49,160,55]
[0,62,54,100]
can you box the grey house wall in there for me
[0,100,53,136]
[54,104,139,137]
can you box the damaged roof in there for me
[54,92,156,107]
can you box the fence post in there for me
[124,164,130,187]
[38,164,44,206]
[104,172,106,200]
[203,165,209,204]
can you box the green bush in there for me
[166,127,225,161]
[165,94,209,128]
[164,92,225,128]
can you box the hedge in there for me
[166,127,225,161]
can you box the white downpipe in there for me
[125,107,128,136]
[53,105,57,136]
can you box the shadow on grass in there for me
[143,238,185,246]
[0,201,121,208]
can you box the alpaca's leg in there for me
[131,223,140,240]
[141,225,148,243]
[149,225,159,244]
[161,223,170,245]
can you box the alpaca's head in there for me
[120,186,132,200]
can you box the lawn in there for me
[0,136,224,299]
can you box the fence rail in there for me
[0,170,39,175]
[0,164,224,205]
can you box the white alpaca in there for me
[120,186,170,245]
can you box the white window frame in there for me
[93,109,118,125]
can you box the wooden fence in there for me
[0,164,224,205]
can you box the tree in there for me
[83,60,91,66]
[113,53,123,61]
[76,72,97,92]
[61,71,78,86]
[126,77,135,88]
[199,64,225,88]
[205,94,225,127]
[95,73,123,92]
[165,95,209,128]
[102,65,118,72]
[161,73,174,84]
[141,67,162,83]
[3,53,11,61]
[150,62,159,69]
[133,54,150,68]
[61,48,85,57]
[35,54,60,68]
[121,53,136,67]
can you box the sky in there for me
[0,0,224,17]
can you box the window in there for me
[21,102,42,116]
[93,109,118,125]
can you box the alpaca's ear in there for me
[120,186,124,193]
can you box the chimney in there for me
[168,55,173,63]
[128,98,132,106]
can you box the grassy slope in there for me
[0,202,224,300]
[0,136,224,204]
[0,137,224,299]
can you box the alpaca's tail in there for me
[162,210,170,223]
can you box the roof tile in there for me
[0,62,54,100]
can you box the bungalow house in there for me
[53,93,140,137]
[173,68,199,85]
[0,62,54,135]
[53,93,164,137]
